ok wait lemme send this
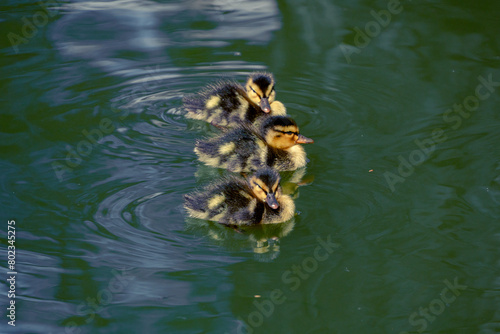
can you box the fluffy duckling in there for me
[194,116,314,172]
[184,168,295,226]
[184,72,286,128]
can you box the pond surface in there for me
[1,0,500,333]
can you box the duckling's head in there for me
[249,168,282,210]
[261,116,314,150]
[245,72,276,113]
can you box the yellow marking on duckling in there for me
[278,194,296,222]
[249,84,264,97]
[255,139,268,168]
[270,101,287,116]
[285,145,307,169]
[206,108,223,123]
[239,190,253,199]
[218,142,236,155]
[210,212,226,222]
[205,96,221,109]
[186,207,210,220]
[268,126,299,150]
[195,147,223,168]
[262,194,295,224]
[257,138,267,150]
[264,130,278,147]
[237,97,249,120]
[250,179,267,201]
[201,156,223,168]
[226,154,243,172]
[272,178,280,193]
[208,194,225,210]
[247,198,257,215]
[265,85,274,98]
[186,109,207,120]
[274,125,297,133]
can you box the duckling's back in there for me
[194,126,268,173]
[184,177,265,225]
[184,80,286,128]
[184,81,253,127]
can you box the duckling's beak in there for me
[265,193,279,210]
[296,134,314,144]
[260,97,271,113]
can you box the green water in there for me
[1,0,500,333]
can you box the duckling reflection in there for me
[246,222,295,262]
[184,168,295,226]
[194,116,314,173]
[279,168,315,199]
[184,72,286,128]
[185,216,295,262]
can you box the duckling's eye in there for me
[280,131,295,135]
[267,85,275,97]
[275,129,298,136]
[253,182,267,194]
[249,86,261,97]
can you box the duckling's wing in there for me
[183,193,197,209]
[184,81,250,127]
[233,201,266,226]
[184,177,240,221]
[215,177,266,226]
[186,176,266,226]
[195,126,266,173]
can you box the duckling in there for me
[184,168,295,226]
[183,72,287,128]
[194,116,314,172]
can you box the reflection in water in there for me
[51,0,281,71]
[186,217,295,263]
[280,168,314,200]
